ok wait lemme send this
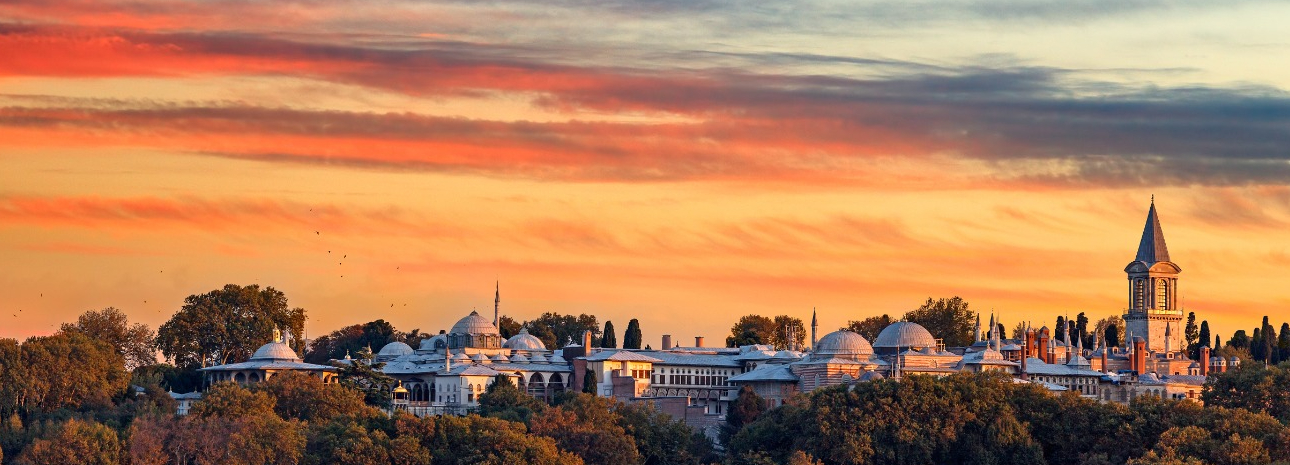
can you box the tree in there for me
[156,284,306,368]
[1202,362,1290,425]
[1094,316,1125,348]
[601,321,617,348]
[582,369,597,395]
[723,386,768,444]
[727,315,776,347]
[479,374,546,424]
[1194,321,1212,359]
[771,315,807,350]
[1056,316,1067,342]
[847,314,893,344]
[19,332,131,413]
[336,347,397,408]
[623,319,643,350]
[18,419,121,465]
[531,394,640,465]
[1265,318,1278,364]
[0,339,24,418]
[304,319,402,364]
[189,382,277,419]
[1184,312,1199,354]
[403,414,582,465]
[1230,330,1250,350]
[1076,312,1091,349]
[1280,323,1290,363]
[903,297,976,347]
[523,313,600,350]
[60,307,156,370]
[498,315,522,339]
[616,401,710,465]
[255,371,377,422]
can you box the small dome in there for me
[419,334,447,351]
[451,352,469,360]
[814,330,874,358]
[873,322,938,350]
[491,354,510,363]
[471,353,489,363]
[451,311,499,335]
[530,353,549,364]
[504,328,547,351]
[858,371,885,382]
[548,353,566,364]
[251,342,300,361]
[510,353,530,363]
[378,341,414,357]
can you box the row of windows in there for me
[655,366,736,376]
[653,374,731,387]
[1132,278,1173,310]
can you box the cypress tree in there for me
[623,319,643,350]
[1196,320,1211,359]
[1105,325,1120,348]
[582,369,596,394]
[1055,316,1066,342]
[601,321,617,348]
[1184,312,1199,354]
[1279,323,1290,362]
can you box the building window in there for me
[1133,279,1145,308]
[1157,280,1170,310]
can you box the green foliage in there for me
[771,315,807,350]
[530,394,640,465]
[399,413,582,465]
[337,347,398,409]
[601,321,617,348]
[730,372,1290,465]
[17,418,121,465]
[155,284,306,368]
[188,382,277,419]
[478,374,545,425]
[1107,325,1121,348]
[1203,362,1290,425]
[623,319,643,350]
[132,363,202,394]
[727,315,776,347]
[904,297,976,347]
[255,371,379,423]
[1196,321,1212,359]
[60,307,156,371]
[303,319,409,365]
[616,401,710,465]
[497,315,522,339]
[521,312,599,350]
[723,385,768,444]
[15,332,131,414]
[847,315,894,344]
[1076,312,1092,348]
[582,369,596,395]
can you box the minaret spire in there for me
[975,313,983,343]
[810,307,818,350]
[494,281,500,326]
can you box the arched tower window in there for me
[1133,279,1145,309]
[1156,279,1170,310]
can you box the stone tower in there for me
[1123,199,1184,354]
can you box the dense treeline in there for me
[726,369,1290,465]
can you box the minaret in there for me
[1164,321,1172,354]
[494,281,500,326]
[811,307,818,350]
[975,313,983,343]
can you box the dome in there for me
[548,353,566,364]
[378,341,414,357]
[471,353,489,363]
[419,334,446,351]
[813,330,873,358]
[251,342,300,361]
[451,311,498,335]
[530,353,549,364]
[873,322,938,350]
[510,353,530,363]
[491,354,510,363]
[504,328,547,351]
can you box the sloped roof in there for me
[583,350,663,363]
[1135,202,1171,264]
[728,365,799,383]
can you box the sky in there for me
[4,0,1290,349]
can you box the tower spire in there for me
[1135,200,1171,264]
[494,281,500,326]
[976,313,983,343]
[810,307,818,350]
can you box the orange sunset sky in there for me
[4,0,1290,347]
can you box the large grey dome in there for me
[378,341,414,357]
[504,328,546,351]
[251,341,300,361]
[873,321,938,349]
[451,311,498,335]
[813,330,873,359]
[419,334,446,351]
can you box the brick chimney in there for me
[694,336,704,348]
[583,330,593,350]
[1038,327,1050,364]
[1200,346,1211,376]
[1132,337,1147,374]
[662,334,672,350]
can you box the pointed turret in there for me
[1135,199,1171,265]
[975,313,982,343]
[811,307,818,350]
[494,281,500,326]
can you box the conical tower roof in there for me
[1135,200,1171,265]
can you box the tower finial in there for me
[494,280,500,326]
